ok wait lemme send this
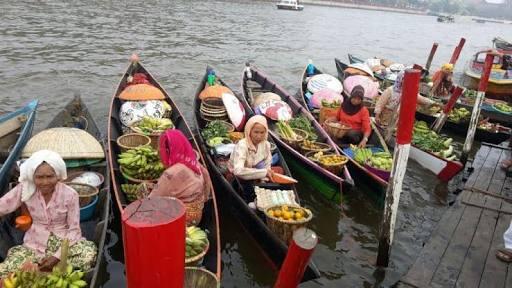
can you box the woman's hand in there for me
[266,168,275,179]
[358,137,368,148]
[38,256,59,272]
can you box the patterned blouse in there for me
[229,138,272,180]
[0,182,83,258]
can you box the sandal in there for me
[496,248,512,263]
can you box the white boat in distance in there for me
[277,0,304,11]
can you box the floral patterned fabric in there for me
[118,100,169,127]
[0,234,97,278]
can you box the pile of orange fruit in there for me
[266,205,308,222]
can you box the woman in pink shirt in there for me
[0,150,96,278]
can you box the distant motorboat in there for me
[277,0,304,11]
[437,15,454,23]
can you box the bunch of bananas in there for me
[2,265,86,288]
[351,144,373,165]
[121,183,145,202]
[133,116,174,134]
[118,145,165,180]
[186,226,208,259]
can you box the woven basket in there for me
[185,198,204,226]
[280,128,307,149]
[324,119,351,139]
[299,141,332,154]
[305,151,335,163]
[319,154,348,175]
[129,126,162,149]
[120,166,159,184]
[65,182,99,207]
[185,241,210,266]
[265,205,313,244]
[117,134,151,152]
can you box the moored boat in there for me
[0,100,38,196]
[461,49,512,102]
[106,57,221,280]
[241,64,354,203]
[276,0,304,11]
[193,66,321,282]
[0,95,110,288]
[299,62,388,198]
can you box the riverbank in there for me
[300,0,427,15]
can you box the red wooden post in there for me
[377,69,420,267]
[461,53,495,164]
[122,197,186,288]
[274,228,318,288]
[431,86,464,133]
[449,38,466,65]
[425,42,439,71]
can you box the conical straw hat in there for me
[119,84,165,101]
[22,127,104,159]
[199,85,233,100]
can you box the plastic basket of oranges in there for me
[265,205,313,244]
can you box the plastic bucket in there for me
[80,194,98,222]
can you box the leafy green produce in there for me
[463,89,477,99]
[494,103,512,113]
[288,116,318,141]
[448,107,470,123]
[412,121,457,160]
[201,120,229,141]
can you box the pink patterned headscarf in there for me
[159,129,201,175]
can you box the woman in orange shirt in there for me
[338,85,371,147]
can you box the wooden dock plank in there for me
[470,147,503,192]
[429,204,483,287]
[479,212,511,288]
[465,145,491,188]
[399,196,468,287]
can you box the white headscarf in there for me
[19,150,67,202]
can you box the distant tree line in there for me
[335,0,475,14]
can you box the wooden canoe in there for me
[106,58,221,280]
[299,63,388,197]
[0,95,110,288]
[241,64,354,203]
[193,66,321,282]
[0,100,38,196]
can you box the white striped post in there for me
[431,86,464,133]
[461,53,495,164]
[377,69,421,267]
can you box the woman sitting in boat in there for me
[431,63,454,99]
[229,115,274,201]
[337,85,371,148]
[375,70,436,127]
[149,130,212,212]
[0,150,97,278]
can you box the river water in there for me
[1,1,511,287]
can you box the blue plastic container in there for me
[80,195,98,222]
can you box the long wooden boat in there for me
[299,63,388,198]
[0,95,110,288]
[193,66,320,282]
[461,49,512,102]
[107,58,221,280]
[0,100,38,195]
[241,64,354,203]
[335,58,464,182]
[414,109,510,144]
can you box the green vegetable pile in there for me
[369,152,393,171]
[288,116,318,141]
[448,107,470,123]
[352,145,373,165]
[464,89,477,99]
[201,120,229,141]
[494,103,512,113]
[276,121,300,140]
[321,99,342,108]
[413,121,457,160]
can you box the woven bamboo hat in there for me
[22,127,104,159]
[119,84,165,101]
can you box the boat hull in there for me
[461,71,512,102]
[277,4,304,10]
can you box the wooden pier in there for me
[398,143,512,288]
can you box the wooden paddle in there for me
[370,118,390,154]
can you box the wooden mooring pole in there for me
[431,86,464,133]
[460,53,495,165]
[449,38,466,65]
[377,69,420,267]
[425,42,439,72]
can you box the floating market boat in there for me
[461,49,512,102]
[0,100,38,196]
[415,107,510,144]
[437,15,454,23]
[299,63,388,197]
[107,58,221,279]
[0,95,110,288]
[276,0,304,11]
[193,66,321,282]
[241,64,354,202]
